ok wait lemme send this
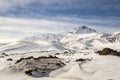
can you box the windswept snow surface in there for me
[0,26,120,80]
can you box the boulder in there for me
[96,48,120,56]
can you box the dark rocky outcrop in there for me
[55,53,60,55]
[1,53,8,56]
[7,58,13,61]
[96,48,120,56]
[15,56,65,77]
[76,58,92,62]
[72,25,97,34]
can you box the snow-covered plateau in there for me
[0,26,120,80]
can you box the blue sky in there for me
[0,0,120,17]
[0,0,120,42]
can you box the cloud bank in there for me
[0,16,78,42]
[0,16,120,42]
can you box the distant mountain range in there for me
[0,25,120,54]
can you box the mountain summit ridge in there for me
[72,25,97,34]
[0,25,119,54]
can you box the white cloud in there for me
[0,16,78,33]
[0,0,33,12]
[0,16,79,42]
[0,16,120,42]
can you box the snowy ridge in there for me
[0,26,119,54]
[72,26,97,34]
[0,26,120,80]
[113,32,120,42]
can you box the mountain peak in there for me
[79,25,89,29]
[72,25,97,34]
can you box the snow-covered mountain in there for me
[101,32,120,42]
[72,26,97,34]
[0,34,66,54]
[112,32,120,42]
[0,26,120,80]
[0,26,119,54]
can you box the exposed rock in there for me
[7,58,13,61]
[15,56,65,77]
[96,48,120,56]
[64,51,69,53]
[76,58,87,62]
[76,58,92,62]
[55,53,60,55]
[1,53,8,56]
[0,56,4,58]
[72,25,97,34]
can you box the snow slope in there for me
[0,26,120,80]
[0,34,67,54]
[0,26,117,54]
